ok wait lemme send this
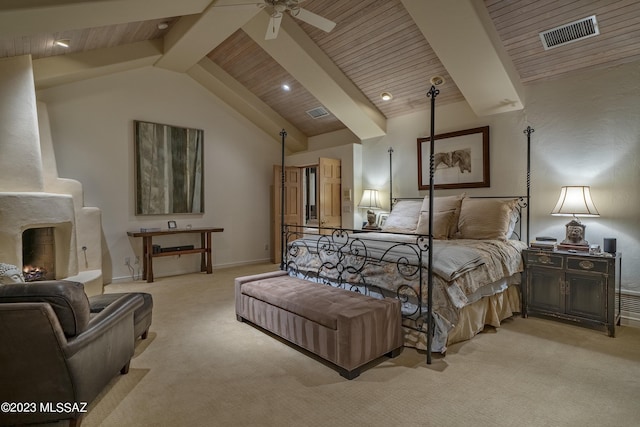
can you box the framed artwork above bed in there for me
[417,126,490,190]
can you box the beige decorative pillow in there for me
[457,198,519,240]
[415,209,456,239]
[420,193,465,238]
[381,200,422,233]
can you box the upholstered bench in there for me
[235,270,403,379]
[89,292,153,340]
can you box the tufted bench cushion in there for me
[235,270,403,379]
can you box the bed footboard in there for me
[283,225,436,362]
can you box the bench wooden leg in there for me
[120,361,131,375]
[339,368,360,380]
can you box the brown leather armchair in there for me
[0,280,144,426]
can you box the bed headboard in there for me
[389,195,529,243]
[386,126,533,245]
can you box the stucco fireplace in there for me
[0,55,103,295]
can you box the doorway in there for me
[303,166,318,227]
[271,157,342,264]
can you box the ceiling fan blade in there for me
[211,1,264,7]
[290,7,336,33]
[266,14,283,40]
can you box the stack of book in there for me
[557,242,590,252]
[529,236,557,251]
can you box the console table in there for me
[127,227,224,283]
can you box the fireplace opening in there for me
[22,227,56,281]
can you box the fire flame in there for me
[23,265,47,281]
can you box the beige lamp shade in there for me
[551,186,600,217]
[358,189,381,209]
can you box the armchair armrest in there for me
[64,293,143,357]
[63,294,144,404]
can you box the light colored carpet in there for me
[82,263,640,427]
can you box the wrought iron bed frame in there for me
[282,195,528,364]
[276,85,534,364]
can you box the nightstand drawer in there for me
[567,256,609,274]
[526,252,563,268]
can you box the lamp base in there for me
[365,209,377,229]
[561,218,588,246]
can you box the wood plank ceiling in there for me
[487,0,640,84]
[1,0,639,145]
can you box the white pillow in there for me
[506,204,520,239]
[420,193,465,238]
[381,200,422,233]
[456,198,519,240]
[415,209,456,239]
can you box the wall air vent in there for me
[306,106,330,119]
[540,15,599,50]
[620,291,640,322]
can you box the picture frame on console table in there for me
[417,126,490,190]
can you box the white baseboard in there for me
[109,259,276,283]
[214,258,275,269]
[620,314,640,328]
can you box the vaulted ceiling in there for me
[1,0,638,152]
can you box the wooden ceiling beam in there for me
[242,9,387,141]
[402,0,524,116]
[0,0,211,38]
[32,39,163,90]
[155,3,262,73]
[189,57,308,153]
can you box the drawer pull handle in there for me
[579,260,595,270]
[537,255,552,264]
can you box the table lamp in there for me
[551,186,599,248]
[358,189,381,229]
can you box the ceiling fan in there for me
[218,0,336,40]
[262,0,336,39]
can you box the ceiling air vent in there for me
[539,15,599,50]
[306,106,330,119]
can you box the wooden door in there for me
[272,165,302,264]
[318,157,342,231]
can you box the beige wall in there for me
[37,66,281,282]
[33,58,640,290]
[362,61,640,291]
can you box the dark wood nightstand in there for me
[522,249,621,336]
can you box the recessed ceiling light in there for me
[282,84,291,91]
[157,22,169,30]
[430,75,445,86]
[54,39,70,48]
[380,92,393,101]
